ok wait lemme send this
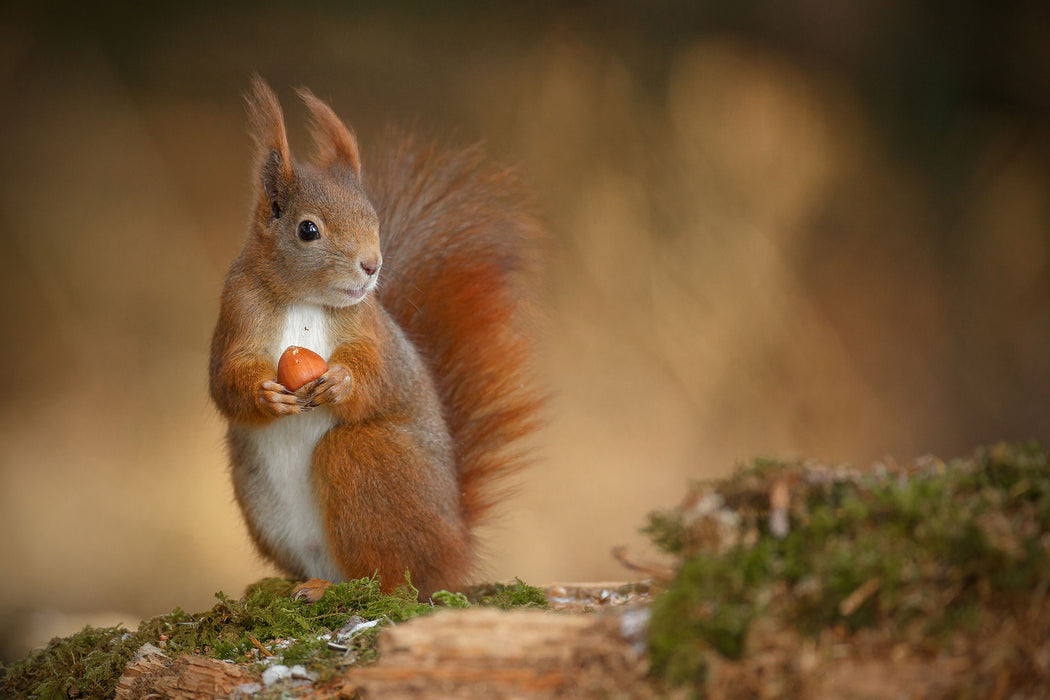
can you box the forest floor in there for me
[2,442,1048,698]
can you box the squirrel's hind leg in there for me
[313,421,473,598]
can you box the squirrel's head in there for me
[244,76,382,308]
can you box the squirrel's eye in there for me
[298,220,321,242]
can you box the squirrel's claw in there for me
[292,578,333,603]
[258,379,302,417]
[296,365,352,407]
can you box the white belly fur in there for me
[239,304,343,580]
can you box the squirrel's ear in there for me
[245,75,293,218]
[297,87,362,177]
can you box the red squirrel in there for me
[209,77,543,599]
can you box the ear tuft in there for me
[297,87,362,176]
[245,75,293,217]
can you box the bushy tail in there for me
[365,132,545,531]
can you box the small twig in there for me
[839,578,881,617]
[611,546,675,580]
[246,633,274,658]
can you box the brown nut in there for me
[277,345,328,391]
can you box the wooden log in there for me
[115,643,170,699]
[115,643,257,700]
[343,607,649,698]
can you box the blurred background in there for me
[1,1,1048,658]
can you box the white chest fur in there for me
[238,304,343,580]
[277,303,336,361]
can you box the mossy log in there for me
[114,607,648,699]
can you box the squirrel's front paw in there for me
[257,379,302,417]
[296,365,352,408]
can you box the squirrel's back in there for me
[366,132,545,533]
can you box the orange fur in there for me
[209,79,544,597]
[297,86,362,176]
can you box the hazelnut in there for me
[277,346,328,391]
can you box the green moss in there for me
[0,625,142,700]
[312,575,432,623]
[431,590,471,608]
[652,542,773,665]
[646,442,1050,691]
[0,573,548,698]
[464,577,550,609]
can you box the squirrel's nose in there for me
[360,256,381,277]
